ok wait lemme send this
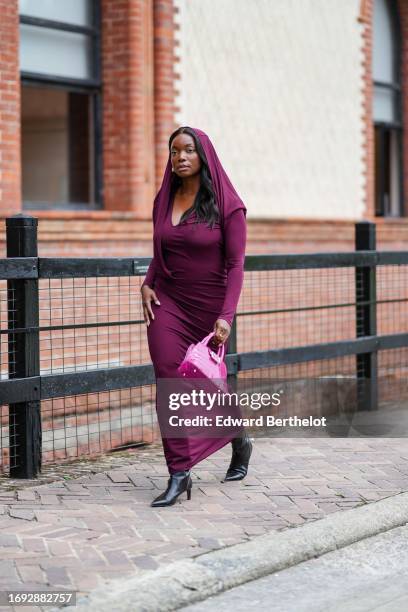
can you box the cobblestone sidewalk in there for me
[1,438,408,610]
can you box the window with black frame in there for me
[19,0,102,210]
[373,0,403,217]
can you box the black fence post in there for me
[6,214,41,478]
[226,316,238,387]
[355,221,378,411]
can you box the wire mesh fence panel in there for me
[37,275,156,465]
[39,276,150,374]
[375,265,408,408]
[237,354,357,381]
[0,404,12,474]
[377,264,408,336]
[1,279,15,380]
[234,356,359,439]
[41,385,158,465]
[378,347,408,405]
[237,268,359,355]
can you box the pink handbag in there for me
[177,331,228,392]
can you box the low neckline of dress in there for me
[169,194,194,227]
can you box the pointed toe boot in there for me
[223,433,253,481]
[151,470,192,507]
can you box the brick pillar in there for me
[397,0,408,217]
[362,0,408,219]
[0,0,21,213]
[153,0,178,189]
[359,0,375,220]
[101,0,155,214]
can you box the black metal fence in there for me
[0,215,407,478]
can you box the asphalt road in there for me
[184,523,408,612]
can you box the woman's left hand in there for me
[213,319,231,346]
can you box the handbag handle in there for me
[200,331,226,361]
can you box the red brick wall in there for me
[0,214,404,258]
[101,0,156,215]
[153,0,179,188]
[397,0,408,217]
[0,0,20,214]
[359,0,375,220]
[101,0,179,212]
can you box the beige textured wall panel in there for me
[174,0,365,220]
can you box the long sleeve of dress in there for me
[218,208,247,327]
[142,256,158,289]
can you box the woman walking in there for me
[141,126,252,507]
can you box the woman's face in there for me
[170,133,201,178]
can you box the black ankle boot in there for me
[223,433,253,481]
[151,470,192,507]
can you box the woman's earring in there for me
[171,167,174,172]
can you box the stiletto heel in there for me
[151,470,192,507]
[223,432,253,481]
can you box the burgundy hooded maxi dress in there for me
[142,128,247,475]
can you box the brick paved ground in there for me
[1,438,408,611]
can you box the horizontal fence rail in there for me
[0,217,407,478]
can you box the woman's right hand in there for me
[141,285,161,326]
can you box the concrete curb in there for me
[73,491,408,612]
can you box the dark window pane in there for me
[373,0,403,217]
[20,24,93,81]
[375,126,401,217]
[19,0,93,27]
[22,85,95,207]
[373,0,396,84]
